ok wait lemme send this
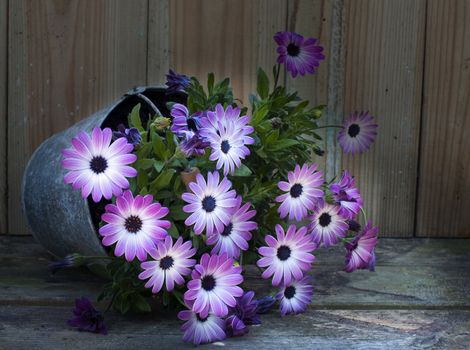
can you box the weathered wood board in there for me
[416,0,470,237]
[0,0,7,234]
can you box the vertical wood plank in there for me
[147,0,170,85]
[169,0,287,103]
[416,0,470,237]
[341,0,426,236]
[8,0,149,234]
[0,0,7,234]
[286,0,345,178]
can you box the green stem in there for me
[360,207,368,224]
[273,64,281,90]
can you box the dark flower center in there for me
[201,196,216,212]
[221,223,233,237]
[124,215,143,233]
[196,314,208,322]
[290,183,303,198]
[284,286,296,299]
[319,213,332,227]
[221,140,231,154]
[187,117,198,132]
[201,275,216,291]
[89,156,108,174]
[277,245,291,261]
[159,256,174,270]
[348,123,361,137]
[287,43,300,57]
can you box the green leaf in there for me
[131,293,151,313]
[233,164,252,177]
[135,159,154,170]
[150,169,175,192]
[167,224,180,238]
[207,73,215,94]
[151,133,167,160]
[129,104,143,131]
[256,68,270,99]
[252,104,269,126]
[270,139,300,151]
[153,160,165,172]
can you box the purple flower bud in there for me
[165,69,190,94]
[113,124,141,146]
[255,295,276,314]
[68,297,107,335]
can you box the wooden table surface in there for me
[1,236,469,349]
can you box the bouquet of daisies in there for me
[59,31,378,344]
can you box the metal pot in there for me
[22,87,185,258]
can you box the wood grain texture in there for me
[341,0,426,237]
[147,0,170,85]
[416,0,470,237]
[7,0,150,234]
[0,0,7,234]
[170,0,287,103]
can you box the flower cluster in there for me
[61,30,379,345]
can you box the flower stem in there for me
[315,125,344,130]
[360,207,368,224]
[273,64,281,90]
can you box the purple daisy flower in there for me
[138,236,196,293]
[330,170,364,219]
[226,291,260,337]
[62,127,137,202]
[184,253,244,318]
[344,220,378,273]
[165,69,190,94]
[257,224,316,286]
[113,124,141,146]
[182,171,237,236]
[68,297,107,335]
[309,202,348,247]
[276,275,314,316]
[178,309,226,345]
[170,103,204,136]
[206,196,257,259]
[274,31,325,78]
[99,190,171,262]
[200,105,254,176]
[276,163,324,221]
[338,111,378,155]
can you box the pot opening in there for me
[87,87,187,234]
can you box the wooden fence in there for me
[0,0,469,237]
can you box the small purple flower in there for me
[338,111,378,155]
[344,220,378,273]
[206,195,257,259]
[178,309,226,345]
[113,124,141,146]
[226,291,260,337]
[170,104,204,136]
[99,190,171,262]
[138,236,196,293]
[274,31,325,78]
[62,127,137,202]
[180,131,210,157]
[165,69,190,94]
[276,163,324,222]
[200,104,254,176]
[276,275,314,316]
[255,295,276,314]
[330,170,364,219]
[257,224,316,286]
[182,171,237,236]
[309,202,348,247]
[68,297,107,335]
[184,253,244,318]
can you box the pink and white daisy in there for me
[206,196,257,259]
[178,309,226,345]
[329,170,363,219]
[257,224,316,286]
[62,127,137,202]
[98,190,171,262]
[200,105,254,176]
[274,31,325,78]
[138,236,196,293]
[276,163,324,221]
[184,253,244,318]
[182,171,237,236]
[344,220,378,272]
[276,275,314,316]
[309,202,348,247]
[338,111,378,155]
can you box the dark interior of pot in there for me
[87,87,187,233]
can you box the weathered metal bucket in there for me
[22,87,185,258]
